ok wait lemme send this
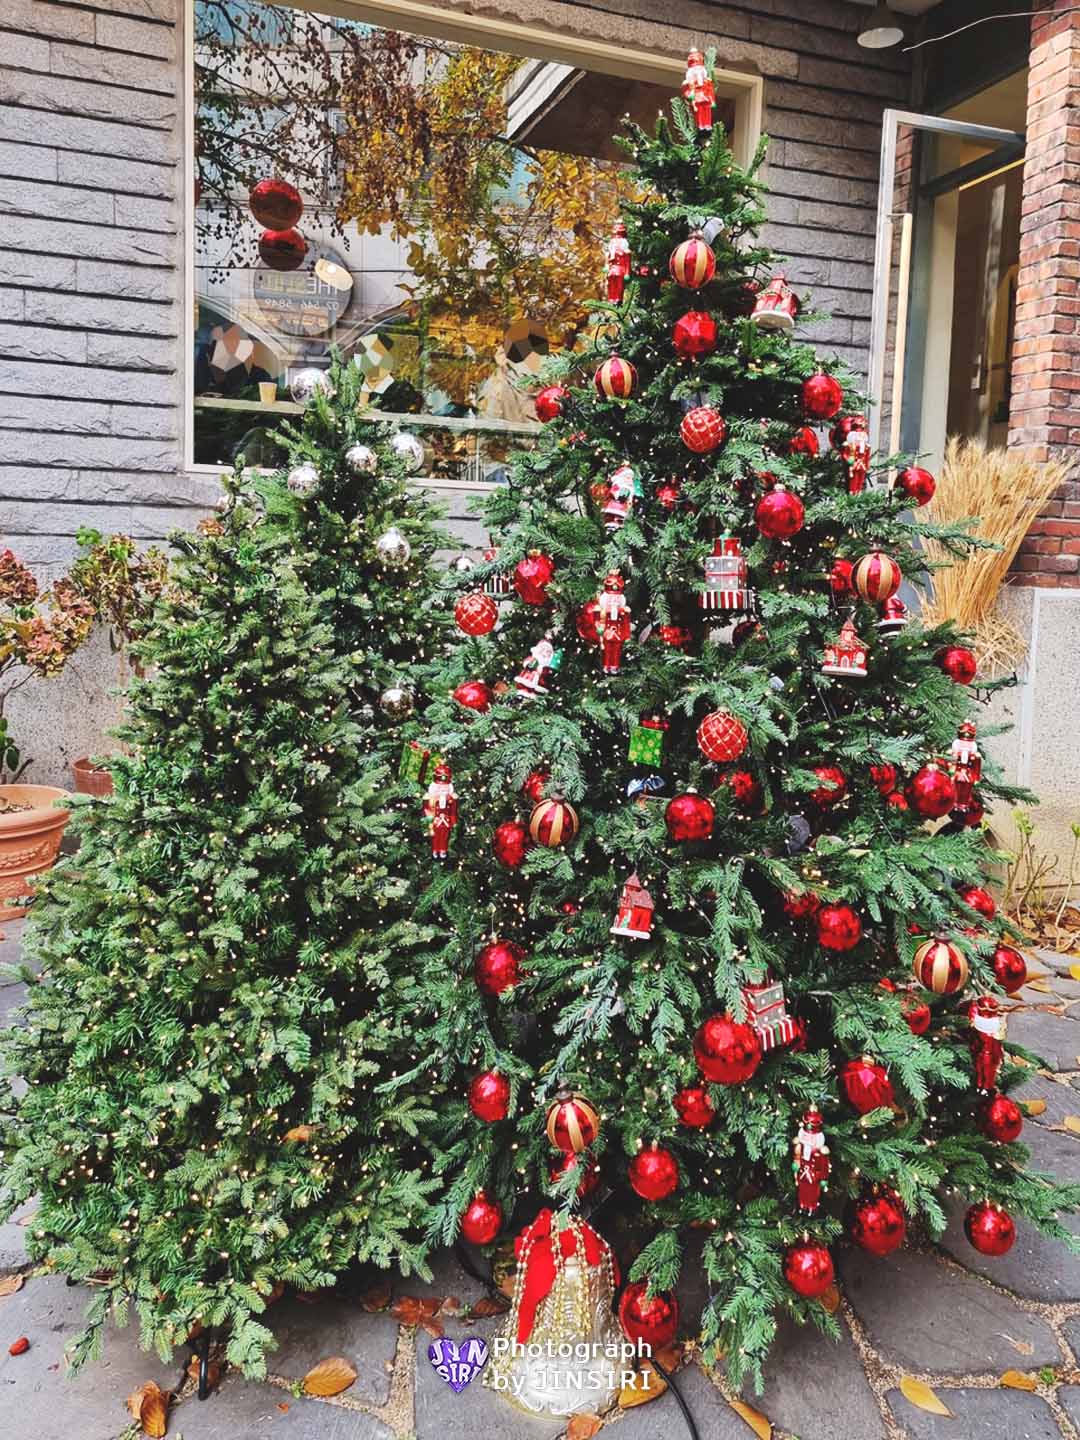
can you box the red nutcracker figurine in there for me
[603,463,639,530]
[793,1104,830,1215]
[611,873,654,939]
[969,995,1006,1091]
[606,220,631,303]
[596,572,632,675]
[682,49,716,133]
[841,414,872,494]
[422,761,458,861]
[950,721,982,811]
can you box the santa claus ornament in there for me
[602,463,640,530]
[515,635,561,696]
[682,48,716,131]
[606,220,631,302]
[793,1104,830,1214]
[422,762,458,860]
[681,405,726,453]
[595,571,632,674]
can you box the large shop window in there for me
[187,0,761,484]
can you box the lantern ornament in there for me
[841,414,872,494]
[878,596,908,635]
[913,936,969,995]
[595,571,632,675]
[822,615,868,679]
[546,1089,601,1153]
[669,231,716,288]
[751,274,799,332]
[602,463,641,530]
[606,220,631,302]
[682,48,716,131]
[611,872,654,939]
[700,536,751,613]
[853,549,902,603]
[595,356,637,399]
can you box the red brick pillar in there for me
[1009,0,1080,584]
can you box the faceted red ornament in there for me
[258,227,307,271]
[549,1151,601,1198]
[696,709,749,763]
[655,479,682,509]
[783,1242,834,1299]
[474,939,525,995]
[513,551,555,605]
[980,1091,1024,1143]
[718,768,764,812]
[468,1070,510,1122]
[802,372,844,420]
[461,1191,503,1245]
[992,943,1027,994]
[673,1085,716,1128]
[629,1143,679,1201]
[522,769,549,805]
[816,902,862,952]
[577,599,602,644]
[755,487,805,540]
[249,177,303,230]
[789,425,820,457]
[870,762,897,795]
[657,623,693,650]
[886,791,909,811]
[693,1014,762,1084]
[849,1192,907,1257]
[680,405,727,453]
[618,1282,680,1349]
[454,591,498,637]
[810,764,847,808]
[595,356,637,399]
[665,791,715,842]
[829,558,854,598]
[669,235,716,288]
[534,384,569,422]
[959,885,997,920]
[912,937,968,995]
[673,310,718,358]
[902,994,932,1035]
[453,679,494,713]
[853,550,902,603]
[546,1092,600,1153]
[840,1056,895,1114]
[530,797,579,848]
[493,820,528,869]
[906,763,957,818]
[937,646,978,685]
[895,465,936,506]
[964,1200,1016,1257]
[783,890,821,920]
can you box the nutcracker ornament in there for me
[793,1104,830,1215]
[969,995,1006,1091]
[602,463,641,530]
[605,219,632,302]
[422,761,458,860]
[822,615,868,678]
[611,872,654,939]
[751,274,799,332]
[841,413,872,494]
[594,572,632,674]
[515,634,562,696]
[682,48,716,132]
[699,535,751,613]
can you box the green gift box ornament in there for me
[400,739,444,787]
[627,713,669,766]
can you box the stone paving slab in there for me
[1007,1008,1080,1072]
[0,919,28,975]
[415,1316,565,1440]
[1023,1119,1080,1182]
[169,1379,393,1440]
[1062,1315,1080,1362]
[1033,946,1080,978]
[840,1248,1059,1373]
[399,1244,489,1308]
[888,1384,1061,1438]
[938,1197,1080,1302]
[0,1197,33,1275]
[1015,1072,1080,1130]
[609,1361,745,1440]
[741,1312,886,1440]
[1061,1384,1080,1433]
[265,1292,399,1407]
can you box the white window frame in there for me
[182,0,764,488]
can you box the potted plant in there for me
[0,549,95,915]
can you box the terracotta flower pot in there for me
[0,784,72,918]
[72,756,114,798]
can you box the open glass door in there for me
[868,109,1025,467]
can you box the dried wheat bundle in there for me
[921,437,1073,677]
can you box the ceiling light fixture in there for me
[858,2,905,49]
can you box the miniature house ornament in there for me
[822,615,868,678]
[611,873,654,939]
[751,274,799,332]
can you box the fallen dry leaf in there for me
[276,1402,290,1413]
[359,1281,392,1313]
[1069,964,1080,982]
[1000,1369,1038,1391]
[438,1293,463,1318]
[15,1211,35,1227]
[1025,978,1053,994]
[0,1275,24,1298]
[468,1294,511,1319]
[899,1376,951,1416]
[619,1359,667,1408]
[1023,1099,1048,1116]
[302,1356,357,1397]
[391,1295,444,1337]
[729,1397,772,1439]
[654,1343,683,1371]
[819,1282,841,1314]
[127,1381,170,1438]
[1065,1117,1080,1135]
[566,1414,602,1440]
[283,1125,315,1143]
[1007,1337,1035,1356]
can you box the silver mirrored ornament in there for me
[379,683,415,721]
[287,462,320,497]
[344,442,378,476]
[290,367,334,405]
[390,430,426,474]
[375,526,411,568]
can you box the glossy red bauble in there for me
[937,646,978,685]
[830,414,858,449]
[810,764,847,808]
[913,937,969,996]
[474,939,525,995]
[959,797,985,828]
[697,710,749,763]
[802,371,844,420]
[258,227,307,272]
[849,1192,907,1257]
[964,1200,1016,1257]
[673,1085,716,1128]
[840,1056,895,1114]
[618,1282,680,1349]
[755,486,805,540]
[545,1092,600,1153]
[665,791,715,842]
[895,465,936,506]
[680,405,727,454]
[789,425,820,457]
[461,1191,503,1245]
[454,591,499,636]
[549,1151,601,1198]
[959,885,997,920]
[513,551,555,605]
[852,550,902,603]
[829,558,854,598]
[693,1014,762,1085]
[992,943,1027,994]
[783,890,820,920]
[521,769,549,805]
[816,902,862,952]
[906,763,957,819]
[981,1091,1024,1143]
[453,679,494,713]
[718,768,764,812]
[657,623,693,650]
[870,762,897,795]
[629,1144,680,1201]
[783,1242,834,1299]
[594,356,637,399]
[249,176,304,230]
[534,384,569,422]
[576,599,602,644]
[886,791,909,811]
[900,991,932,1034]
[673,310,718,358]
[493,819,528,868]
[467,1070,511,1122]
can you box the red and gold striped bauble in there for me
[594,356,637,399]
[669,234,716,289]
[912,937,968,995]
[529,796,579,848]
[853,550,902,603]
[545,1091,600,1153]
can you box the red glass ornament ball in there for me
[529,797,579,848]
[618,1281,680,1350]
[681,405,727,454]
[595,356,637,399]
[758,470,779,490]
[696,709,748,763]
[673,1085,715,1128]
[534,384,569,422]
[673,310,718,358]
[841,1056,895,1114]
[829,558,854,598]
[886,791,909,811]
[906,763,957,819]
[902,994,932,1035]
[755,487,806,539]
[545,1092,600,1153]
[850,1192,907,1257]
[783,1242,834,1300]
[665,791,715,842]
[455,591,498,636]
[816,902,862,952]
[964,1200,1016,1257]
[453,679,494,713]
[960,797,985,828]
[657,623,693,650]
[577,599,602,645]
[993,943,1027,994]
[629,1144,680,1201]
[802,371,844,420]
[853,550,902,603]
[513,551,555,605]
[549,1151,601,1198]
[783,890,821,920]
[468,1070,510,1122]
[913,937,969,995]
[810,764,847,808]
[461,1191,503,1245]
[493,820,528,869]
[937,646,978,685]
[959,885,997,920]
[980,1091,1024,1143]
[522,769,549,805]
[474,939,525,995]
[870,762,898,795]
[249,176,303,230]
[718,768,764,812]
[896,465,936,506]
[789,425,820,457]
[669,235,716,288]
[258,227,307,272]
[693,1014,762,1085]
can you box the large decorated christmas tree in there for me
[387,54,1080,1393]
